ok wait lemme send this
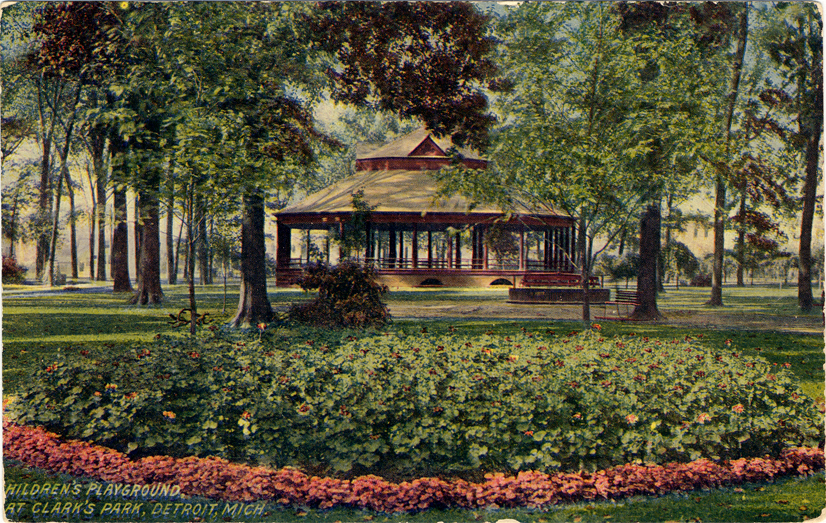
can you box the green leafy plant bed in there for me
[7,327,822,479]
[3,421,824,513]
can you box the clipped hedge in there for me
[4,421,824,512]
[7,327,822,478]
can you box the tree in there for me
[18,2,123,285]
[16,2,501,324]
[1,166,38,259]
[685,3,750,306]
[452,2,659,323]
[614,3,761,309]
[229,1,501,326]
[663,240,699,289]
[484,223,519,267]
[758,3,823,311]
[311,1,501,150]
[335,190,375,260]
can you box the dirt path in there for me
[387,301,825,335]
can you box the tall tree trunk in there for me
[736,189,746,287]
[95,166,107,281]
[577,216,591,323]
[35,79,61,282]
[617,228,625,256]
[187,183,198,335]
[134,194,142,287]
[230,190,273,327]
[196,193,209,285]
[166,177,176,285]
[86,91,108,282]
[182,193,190,283]
[798,99,822,311]
[47,169,65,287]
[709,4,749,306]
[88,206,95,280]
[47,84,82,287]
[8,194,19,258]
[112,189,132,292]
[130,170,163,305]
[208,217,215,284]
[632,205,662,320]
[174,215,185,281]
[664,195,673,289]
[66,171,79,279]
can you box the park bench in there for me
[595,290,639,321]
[521,273,600,288]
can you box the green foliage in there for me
[310,2,501,150]
[598,253,640,285]
[664,240,700,282]
[484,223,519,266]
[289,262,390,329]
[334,191,375,260]
[8,328,820,478]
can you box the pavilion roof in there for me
[278,168,565,218]
[278,128,569,223]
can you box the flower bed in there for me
[4,421,823,512]
[7,328,822,477]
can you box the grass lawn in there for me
[2,281,824,521]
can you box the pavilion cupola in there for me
[354,127,488,172]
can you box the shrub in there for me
[7,329,821,478]
[690,273,712,287]
[2,255,27,284]
[289,262,390,329]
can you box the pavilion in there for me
[274,128,601,294]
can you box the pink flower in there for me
[697,413,711,424]
[626,414,639,425]
[592,324,602,331]
[732,404,745,413]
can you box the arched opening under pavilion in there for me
[274,128,607,301]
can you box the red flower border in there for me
[4,421,823,513]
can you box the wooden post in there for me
[447,234,453,269]
[399,230,405,268]
[338,222,345,261]
[412,225,418,268]
[519,228,525,271]
[389,230,397,268]
[471,227,478,268]
[276,222,292,269]
[455,232,461,268]
[570,225,576,271]
[365,223,372,263]
[428,231,433,268]
[482,229,490,270]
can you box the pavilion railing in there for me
[282,257,575,272]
